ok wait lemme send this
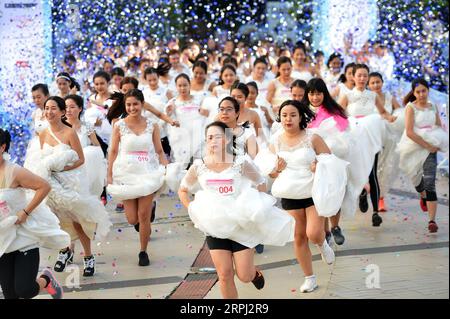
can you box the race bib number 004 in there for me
[206,179,234,195]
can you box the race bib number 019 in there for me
[206,179,234,195]
[127,151,149,163]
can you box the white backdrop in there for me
[0,0,52,115]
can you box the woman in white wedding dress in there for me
[107,89,168,267]
[36,96,111,277]
[397,78,448,233]
[339,64,395,227]
[65,94,106,198]
[0,129,69,299]
[178,121,295,299]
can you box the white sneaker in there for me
[317,239,335,265]
[300,275,318,293]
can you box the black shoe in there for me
[54,248,73,272]
[151,202,156,223]
[134,223,140,232]
[252,270,265,290]
[138,251,150,266]
[359,190,369,213]
[325,231,332,245]
[372,213,383,227]
[255,244,264,254]
[331,226,345,245]
[83,255,95,277]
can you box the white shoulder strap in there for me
[47,128,64,145]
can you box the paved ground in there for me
[3,172,448,299]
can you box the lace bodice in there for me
[116,118,157,154]
[346,89,377,117]
[407,102,437,129]
[76,122,95,148]
[116,118,159,168]
[274,132,316,169]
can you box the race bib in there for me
[206,179,235,196]
[281,88,291,95]
[127,151,150,163]
[180,104,199,112]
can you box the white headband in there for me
[56,75,71,82]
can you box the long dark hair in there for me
[205,121,237,157]
[44,96,72,127]
[303,78,347,119]
[338,63,356,83]
[107,92,127,123]
[403,78,429,106]
[65,94,84,120]
[144,63,171,79]
[278,100,316,130]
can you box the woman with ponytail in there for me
[56,72,79,98]
[397,78,448,233]
[107,89,168,266]
[178,121,294,299]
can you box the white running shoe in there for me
[300,275,318,293]
[318,239,335,265]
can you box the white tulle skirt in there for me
[188,181,295,248]
[37,148,112,241]
[83,146,107,197]
[377,109,405,197]
[108,154,165,201]
[397,126,449,185]
[340,114,386,217]
[0,189,70,257]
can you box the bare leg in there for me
[73,222,92,256]
[137,194,154,252]
[287,209,313,276]
[209,249,237,298]
[233,248,257,283]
